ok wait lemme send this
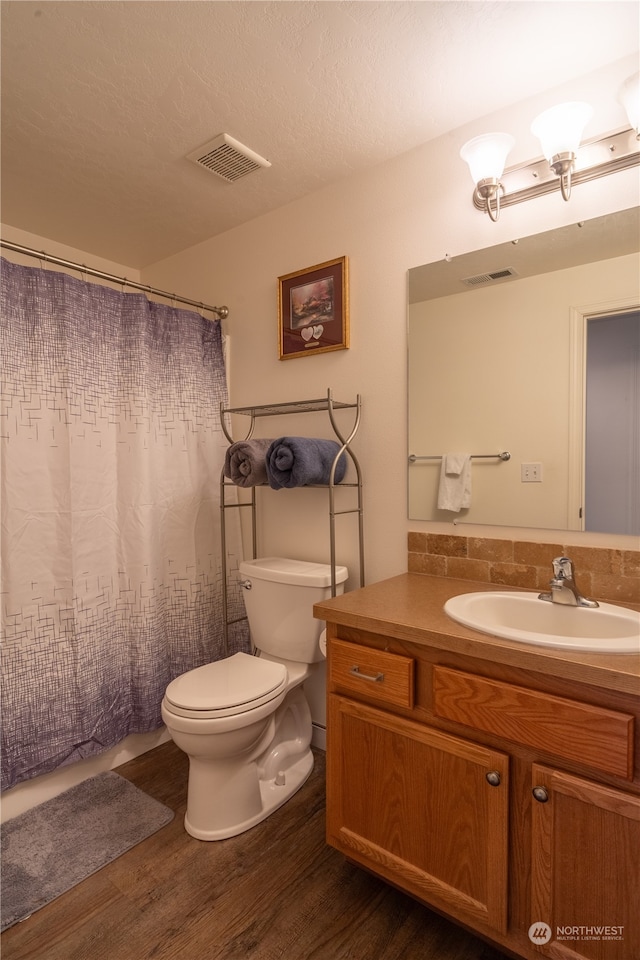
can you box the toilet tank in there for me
[238,557,348,663]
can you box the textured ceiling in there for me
[1,1,639,268]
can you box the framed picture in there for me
[278,256,349,360]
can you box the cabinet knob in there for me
[485,771,501,787]
[532,786,549,803]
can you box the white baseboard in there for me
[311,722,326,751]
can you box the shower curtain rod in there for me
[0,239,229,319]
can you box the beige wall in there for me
[141,56,640,587]
[0,224,138,283]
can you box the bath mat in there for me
[1,770,174,931]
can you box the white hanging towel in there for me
[437,453,472,512]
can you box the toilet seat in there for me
[164,652,287,719]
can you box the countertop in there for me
[314,573,640,697]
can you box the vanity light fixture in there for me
[459,133,515,222]
[619,71,640,137]
[530,101,593,200]
[461,75,640,220]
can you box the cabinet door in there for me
[531,764,640,960]
[327,695,509,934]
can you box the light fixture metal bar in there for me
[472,127,639,211]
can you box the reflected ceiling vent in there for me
[462,267,519,287]
[186,134,271,183]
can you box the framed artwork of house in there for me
[278,256,349,360]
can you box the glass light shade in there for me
[619,72,640,134]
[460,133,515,185]
[531,101,593,160]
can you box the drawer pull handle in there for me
[350,666,384,683]
[485,771,501,787]
[532,786,549,803]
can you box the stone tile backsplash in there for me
[408,533,640,605]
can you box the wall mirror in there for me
[408,207,640,533]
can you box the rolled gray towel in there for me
[266,437,347,489]
[224,439,273,487]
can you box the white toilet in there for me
[161,556,348,841]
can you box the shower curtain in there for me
[0,258,249,792]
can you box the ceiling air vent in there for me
[187,134,271,183]
[462,267,519,287]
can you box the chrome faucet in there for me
[538,556,599,607]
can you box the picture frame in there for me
[278,256,349,360]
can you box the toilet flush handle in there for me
[239,578,252,590]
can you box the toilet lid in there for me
[164,652,287,713]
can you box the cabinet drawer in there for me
[433,666,634,780]
[330,639,414,709]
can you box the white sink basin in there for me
[444,591,640,653]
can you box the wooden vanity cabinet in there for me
[328,695,510,935]
[529,764,640,960]
[325,628,640,960]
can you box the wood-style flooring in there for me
[2,741,510,960]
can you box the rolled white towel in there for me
[437,453,471,512]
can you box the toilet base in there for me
[184,749,314,841]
